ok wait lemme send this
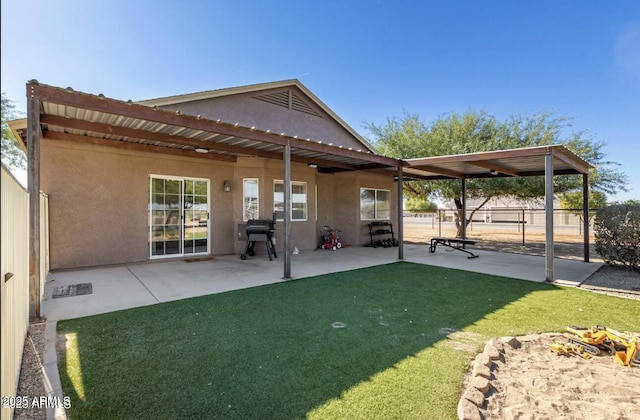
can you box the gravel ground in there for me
[13,323,46,420]
[10,263,638,420]
[579,264,640,300]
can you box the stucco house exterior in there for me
[10,80,405,271]
[9,79,593,323]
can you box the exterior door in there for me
[150,176,210,258]
[183,179,209,254]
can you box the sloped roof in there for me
[11,81,401,172]
[137,79,377,153]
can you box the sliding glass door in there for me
[183,179,209,254]
[150,176,210,258]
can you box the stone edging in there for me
[457,333,562,420]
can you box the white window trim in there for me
[243,178,259,221]
[360,187,391,221]
[274,180,308,221]
[148,174,211,259]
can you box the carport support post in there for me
[461,178,467,240]
[397,166,404,260]
[545,153,554,282]
[283,141,292,279]
[583,174,590,262]
[27,92,41,320]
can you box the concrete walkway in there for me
[42,243,602,322]
[40,244,602,419]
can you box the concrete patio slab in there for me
[39,243,602,420]
[42,244,602,322]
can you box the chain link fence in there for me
[403,208,597,260]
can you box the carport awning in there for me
[404,146,591,179]
[12,82,591,178]
[14,81,405,172]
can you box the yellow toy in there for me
[563,325,639,367]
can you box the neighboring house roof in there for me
[137,79,378,153]
[7,118,28,152]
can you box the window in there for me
[360,188,390,220]
[274,180,307,221]
[243,179,259,221]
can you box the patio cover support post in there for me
[461,178,467,240]
[545,153,554,282]
[283,141,292,279]
[27,93,41,320]
[583,174,590,262]
[397,166,404,260]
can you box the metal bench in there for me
[429,237,479,259]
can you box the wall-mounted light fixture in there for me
[195,148,209,154]
[490,169,499,175]
[308,163,318,168]
[223,180,231,192]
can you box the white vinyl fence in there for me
[1,164,49,420]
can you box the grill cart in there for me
[240,214,278,261]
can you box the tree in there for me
[1,93,26,170]
[366,111,628,237]
[560,191,607,212]
[405,197,437,213]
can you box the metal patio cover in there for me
[18,80,592,319]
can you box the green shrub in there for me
[594,204,640,270]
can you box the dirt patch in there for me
[465,334,640,419]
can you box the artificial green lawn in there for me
[57,262,639,419]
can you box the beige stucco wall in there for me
[42,140,234,269]
[42,140,398,270]
[160,87,368,151]
[319,171,399,248]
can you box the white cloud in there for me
[614,22,640,86]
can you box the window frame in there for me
[243,178,259,221]
[274,180,308,221]
[360,187,391,221]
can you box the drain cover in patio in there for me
[52,283,93,299]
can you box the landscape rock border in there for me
[457,333,562,420]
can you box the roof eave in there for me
[7,118,28,152]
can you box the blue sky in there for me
[2,0,639,201]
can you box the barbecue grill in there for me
[240,213,278,261]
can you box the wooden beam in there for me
[43,131,238,162]
[42,115,360,169]
[41,114,283,159]
[27,94,42,321]
[551,147,591,174]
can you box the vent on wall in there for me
[254,90,322,118]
